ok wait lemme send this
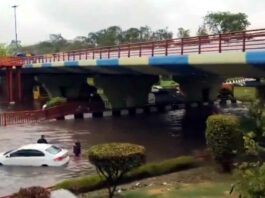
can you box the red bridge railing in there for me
[0,103,86,126]
[22,28,265,65]
[0,56,23,67]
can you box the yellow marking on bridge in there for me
[79,59,97,66]
[119,57,149,65]
[189,52,246,65]
[32,63,42,68]
[51,61,65,67]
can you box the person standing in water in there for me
[37,135,48,144]
[73,142,81,157]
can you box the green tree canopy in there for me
[197,25,208,36]
[177,27,190,38]
[204,11,250,34]
[0,44,7,56]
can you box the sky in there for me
[0,0,264,45]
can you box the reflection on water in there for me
[0,109,203,196]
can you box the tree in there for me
[204,11,250,34]
[122,28,141,43]
[0,44,7,56]
[139,26,153,41]
[197,25,208,36]
[88,143,145,198]
[7,40,22,55]
[177,27,190,38]
[49,34,67,52]
[152,28,173,40]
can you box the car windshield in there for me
[45,146,62,155]
[4,149,14,155]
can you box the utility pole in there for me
[12,5,18,49]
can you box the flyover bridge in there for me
[1,28,265,109]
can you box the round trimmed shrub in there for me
[45,97,67,108]
[12,186,50,198]
[88,143,145,198]
[206,114,242,171]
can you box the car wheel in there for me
[41,164,48,167]
[0,163,2,166]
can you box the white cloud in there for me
[0,0,264,45]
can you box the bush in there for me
[206,114,242,172]
[55,156,196,194]
[232,162,265,197]
[88,143,145,198]
[12,186,50,198]
[45,97,67,108]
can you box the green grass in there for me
[80,182,234,198]
[55,156,197,194]
[233,86,257,102]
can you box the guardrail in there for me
[22,28,265,65]
[0,103,85,126]
[0,57,23,67]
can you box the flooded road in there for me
[0,110,207,196]
[0,105,248,196]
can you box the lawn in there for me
[79,166,236,198]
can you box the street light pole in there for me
[12,5,18,49]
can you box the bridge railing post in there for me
[165,40,168,56]
[99,49,102,59]
[181,38,184,55]
[151,42,154,56]
[218,34,222,53]
[128,44,131,57]
[198,36,201,54]
[92,49,95,59]
[79,52,82,60]
[242,31,246,52]
[62,53,65,61]
[118,46,120,58]
[72,52,74,61]
[139,44,142,57]
[107,47,110,59]
[85,51,88,59]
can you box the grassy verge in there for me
[233,86,257,102]
[80,166,235,198]
[115,182,233,198]
[55,156,197,194]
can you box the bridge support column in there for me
[16,68,22,101]
[6,69,15,104]
[176,76,223,133]
[91,75,158,109]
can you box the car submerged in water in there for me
[0,144,69,167]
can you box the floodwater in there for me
[0,105,248,196]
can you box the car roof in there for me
[18,144,53,151]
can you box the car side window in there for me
[27,150,45,157]
[10,149,45,157]
[10,150,28,157]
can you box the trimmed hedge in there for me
[45,97,67,108]
[88,143,146,198]
[206,114,242,171]
[55,156,197,194]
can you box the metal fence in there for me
[22,28,265,64]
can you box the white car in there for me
[0,144,69,167]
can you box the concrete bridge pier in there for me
[91,75,159,109]
[176,76,223,133]
[1,68,23,104]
